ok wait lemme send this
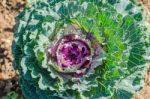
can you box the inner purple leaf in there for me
[47,33,101,77]
[57,39,90,68]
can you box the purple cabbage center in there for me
[47,33,101,77]
[57,40,90,68]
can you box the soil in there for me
[0,0,25,98]
[0,0,149,98]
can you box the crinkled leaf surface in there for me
[12,0,150,99]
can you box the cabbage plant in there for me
[12,0,150,99]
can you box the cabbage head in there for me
[12,0,150,99]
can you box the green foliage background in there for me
[12,0,150,99]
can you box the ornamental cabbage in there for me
[12,0,150,99]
